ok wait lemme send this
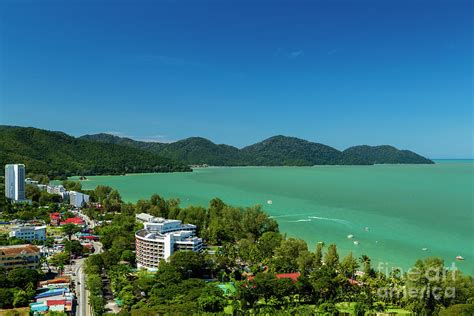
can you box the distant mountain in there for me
[79,133,167,153]
[240,135,343,166]
[80,133,434,166]
[0,126,191,178]
[80,134,243,166]
[342,145,434,165]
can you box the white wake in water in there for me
[307,216,351,225]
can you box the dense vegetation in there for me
[0,126,191,179]
[78,187,472,315]
[81,133,434,166]
[342,145,434,165]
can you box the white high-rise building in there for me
[5,164,26,201]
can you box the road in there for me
[74,259,87,316]
[74,210,102,316]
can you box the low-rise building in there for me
[47,185,69,198]
[0,244,41,270]
[9,225,47,241]
[59,217,84,226]
[135,213,203,271]
[49,212,61,226]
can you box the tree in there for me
[341,252,359,278]
[62,224,81,240]
[297,250,316,276]
[324,244,339,270]
[64,240,85,257]
[272,238,308,272]
[0,288,13,308]
[360,254,371,276]
[318,302,338,314]
[7,268,40,289]
[62,180,82,191]
[120,250,136,264]
[314,242,324,269]
[49,252,69,272]
[169,251,206,279]
[197,285,226,312]
[13,289,29,307]
[256,231,283,261]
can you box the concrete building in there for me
[0,244,41,270]
[47,185,69,200]
[9,225,47,241]
[135,213,203,270]
[69,191,89,208]
[5,164,26,201]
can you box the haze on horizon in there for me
[0,0,472,159]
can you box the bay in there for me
[74,160,474,274]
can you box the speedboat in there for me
[456,256,465,261]
[347,234,354,239]
[353,241,360,245]
[267,200,273,205]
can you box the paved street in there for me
[74,211,102,316]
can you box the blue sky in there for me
[0,0,472,158]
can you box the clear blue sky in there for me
[0,0,472,158]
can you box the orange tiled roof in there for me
[0,244,40,256]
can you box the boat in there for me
[422,248,428,251]
[347,234,354,239]
[456,256,465,261]
[267,200,273,205]
[364,227,369,232]
[353,241,360,245]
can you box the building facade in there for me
[10,225,47,241]
[5,164,26,201]
[69,191,90,208]
[0,244,41,270]
[135,213,203,270]
[47,185,69,200]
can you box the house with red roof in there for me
[59,217,84,226]
[49,212,61,226]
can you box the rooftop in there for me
[0,244,40,255]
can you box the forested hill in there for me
[0,126,191,178]
[80,133,434,166]
[342,145,434,165]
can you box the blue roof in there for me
[35,288,66,299]
[30,303,49,312]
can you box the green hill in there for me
[342,145,434,164]
[80,133,434,166]
[0,126,191,178]
[240,135,343,165]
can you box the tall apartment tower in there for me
[5,164,26,201]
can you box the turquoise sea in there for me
[75,160,474,274]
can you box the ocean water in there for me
[75,161,474,274]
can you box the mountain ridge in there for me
[80,132,434,166]
[0,126,191,178]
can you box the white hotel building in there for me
[5,164,26,201]
[135,213,203,271]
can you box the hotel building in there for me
[0,244,41,270]
[135,213,203,270]
[5,164,26,201]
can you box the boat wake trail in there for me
[307,216,351,225]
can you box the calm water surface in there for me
[75,161,474,274]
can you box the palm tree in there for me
[359,254,371,276]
